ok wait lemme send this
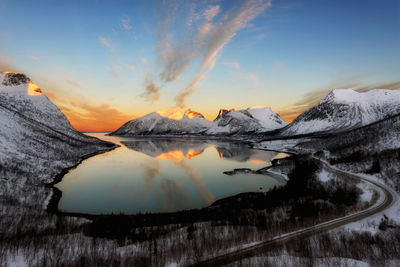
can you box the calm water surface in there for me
[55,133,288,215]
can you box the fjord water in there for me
[55,133,287,215]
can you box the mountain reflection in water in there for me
[121,139,280,163]
[55,133,288,215]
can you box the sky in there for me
[0,0,399,131]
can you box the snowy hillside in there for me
[110,106,287,136]
[280,89,400,136]
[0,72,115,207]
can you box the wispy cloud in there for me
[198,0,271,72]
[139,72,161,103]
[246,73,260,85]
[174,87,196,108]
[99,36,115,53]
[61,75,81,88]
[354,81,400,92]
[156,4,219,82]
[174,72,205,108]
[121,16,133,31]
[204,5,220,21]
[154,0,271,108]
[156,3,221,83]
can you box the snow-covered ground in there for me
[316,159,400,233]
[340,172,400,234]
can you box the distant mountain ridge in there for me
[111,88,400,138]
[110,106,288,136]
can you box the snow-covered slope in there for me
[206,107,287,135]
[0,72,114,207]
[110,106,287,136]
[280,89,400,136]
[0,72,90,136]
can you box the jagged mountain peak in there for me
[0,71,42,96]
[152,107,206,121]
[184,108,205,119]
[1,72,30,86]
[214,108,235,121]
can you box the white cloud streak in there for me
[121,16,133,31]
[99,37,115,53]
[145,0,271,107]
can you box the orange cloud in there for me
[58,102,134,132]
[33,75,134,132]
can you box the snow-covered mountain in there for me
[279,89,400,136]
[0,72,114,207]
[110,108,213,136]
[207,107,288,135]
[110,106,287,136]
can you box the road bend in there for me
[191,158,396,267]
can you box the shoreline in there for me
[45,143,120,214]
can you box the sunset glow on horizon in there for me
[1,0,399,131]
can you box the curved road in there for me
[191,158,396,267]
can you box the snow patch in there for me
[317,169,333,183]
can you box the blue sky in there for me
[0,0,399,130]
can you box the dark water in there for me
[55,133,288,215]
